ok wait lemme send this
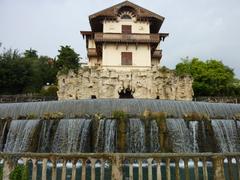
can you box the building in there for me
[57,1,193,100]
[81,1,169,70]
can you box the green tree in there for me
[23,56,58,93]
[0,49,30,94]
[23,48,38,59]
[176,57,236,96]
[56,45,80,73]
[0,48,58,95]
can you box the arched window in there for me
[121,14,132,19]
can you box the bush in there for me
[40,85,58,97]
[42,112,64,120]
[10,164,28,180]
[183,112,210,121]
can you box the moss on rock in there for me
[42,112,64,120]
[183,112,210,121]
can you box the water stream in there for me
[0,100,240,153]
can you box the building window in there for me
[122,25,132,34]
[121,14,132,19]
[121,52,132,65]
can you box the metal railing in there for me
[0,152,239,179]
[0,95,57,103]
[194,96,240,104]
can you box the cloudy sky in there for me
[1,0,240,77]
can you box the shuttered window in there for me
[121,52,132,65]
[122,25,132,34]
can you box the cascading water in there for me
[4,120,41,152]
[95,119,117,152]
[0,99,240,153]
[1,99,240,120]
[127,118,145,153]
[189,121,199,152]
[212,120,240,152]
[0,120,9,151]
[104,120,116,152]
[37,120,59,152]
[51,119,91,153]
[149,120,160,152]
[95,120,105,152]
[166,119,192,152]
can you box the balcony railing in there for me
[1,152,239,179]
[95,33,161,43]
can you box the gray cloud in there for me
[1,0,240,77]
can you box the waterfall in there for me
[104,120,116,152]
[95,120,105,152]
[51,119,91,153]
[166,119,192,152]
[149,120,160,152]
[189,121,199,152]
[37,120,59,152]
[212,120,239,152]
[1,99,240,120]
[127,118,145,153]
[0,99,240,154]
[0,120,9,151]
[4,120,41,152]
[95,119,116,152]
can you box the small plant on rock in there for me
[42,112,64,120]
[183,112,210,121]
[233,113,240,120]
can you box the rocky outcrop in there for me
[57,67,193,100]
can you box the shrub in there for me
[42,112,64,120]
[183,112,210,121]
[40,85,58,97]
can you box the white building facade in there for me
[81,1,168,70]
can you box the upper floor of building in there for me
[81,1,169,69]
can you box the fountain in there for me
[0,99,240,153]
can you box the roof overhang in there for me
[89,1,165,33]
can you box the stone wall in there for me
[57,67,193,100]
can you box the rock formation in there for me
[57,67,193,100]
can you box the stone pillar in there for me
[166,158,170,180]
[61,160,67,180]
[147,158,153,180]
[194,158,199,180]
[175,158,180,180]
[3,160,14,180]
[51,159,57,180]
[82,159,86,180]
[42,158,48,180]
[32,159,38,180]
[71,160,77,180]
[139,160,143,180]
[184,158,190,180]
[212,156,225,180]
[201,157,208,180]
[100,159,105,180]
[129,160,133,180]
[91,158,96,180]
[157,160,162,180]
[111,155,122,180]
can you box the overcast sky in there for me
[1,0,240,77]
